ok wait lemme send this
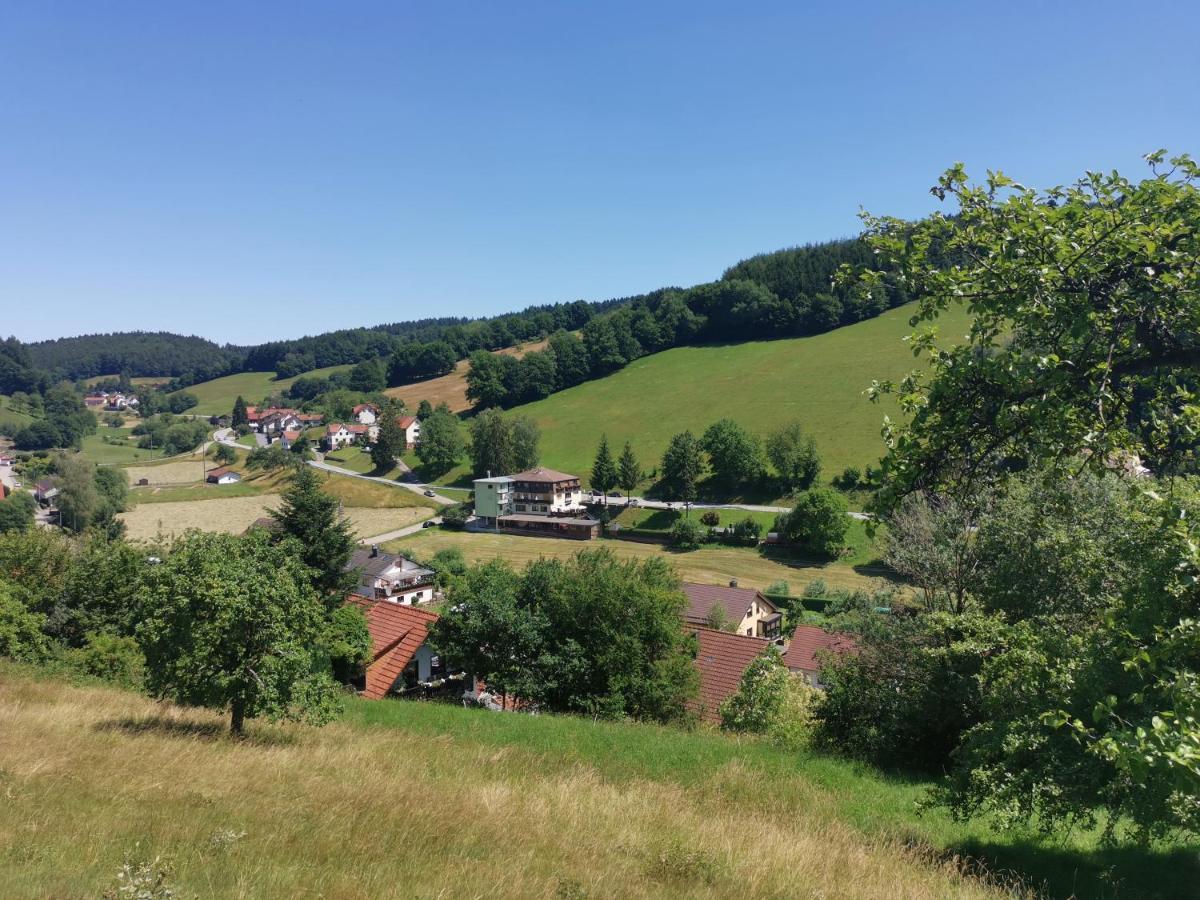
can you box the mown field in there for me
[388,529,892,595]
[384,337,551,413]
[510,302,973,486]
[1,665,1189,899]
[173,364,353,416]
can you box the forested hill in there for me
[24,332,244,382]
[14,235,891,385]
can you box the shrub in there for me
[440,505,470,529]
[832,466,862,491]
[774,489,849,557]
[719,645,822,750]
[728,516,762,546]
[0,585,50,662]
[699,510,720,527]
[668,516,705,551]
[79,632,144,687]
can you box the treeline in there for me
[465,238,907,408]
[0,338,51,395]
[24,332,244,381]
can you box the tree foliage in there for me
[415,404,465,476]
[774,489,848,557]
[766,421,821,493]
[701,418,764,486]
[660,431,705,503]
[269,466,357,603]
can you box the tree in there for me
[617,441,641,497]
[858,154,1200,508]
[766,421,821,492]
[56,454,98,533]
[137,530,342,736]
[510,415,540,471]
[0,580,50,662]
[431,550,697,722]
[212,443,237,466]
[720,644,822,749]
[325,605,371,684]
[348,357,386,393]
[774,489,848,557]
[464,351,509,408]
[417,399,433,419]
[660,431,705,507]
[269,466,356,603]
[883,490,984,615]
[231,396,249,428]
[415,405,465,476]
[590,434,616,506]
[370,410,405,472]
[0,492,36,534]
[702,418,764,486]
[668,516,705,551]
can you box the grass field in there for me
[119,492,432,542]
[0,395,35,431]
[388,529,892,595]
[3,665,1191,899]
[77,428,166,466]
[507,302,973,487]
[384,337,552,412]
[82,374,170,387]
[174,364,353,416]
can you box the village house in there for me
[323,422,372,451]
[205,466,242,485]
[278,429,302,450]
[348,597,459,699]
[84,395,108,410]
[258,409,301,435]
[297,412,324,427]
[34,478,59,504]
[682,581,782,639]
[346,546,438,605]
[397,415,421,449]
[473,467,600,539]
[688,627,773,724]
[353,403,378,426]
[0,453,14,466]
[782,625,858,688]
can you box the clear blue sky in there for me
[2,1,1197,345]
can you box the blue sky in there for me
[2,1,1197,345]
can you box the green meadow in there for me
[173,364,352,416]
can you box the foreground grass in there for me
[510,302,973,487]
[0,667,1010,899]
[389,529,894,594]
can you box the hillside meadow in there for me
[389,529,893,595]
[172,364,353,416]
[511,302,973,486]
[2,665,1190,899]
[384,336,552,413]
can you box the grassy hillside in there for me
[0,395,35,430]
[390,529,893,595]
[175,364,353,416]
[514,302,973,486]
[384,336,553,413]
[2,665,1189,899]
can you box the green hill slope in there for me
[6,664,1180,899]
[515,302,973,485]
[176,364,352,416]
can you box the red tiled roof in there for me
[688,627,771,724]
[282,430,301,441]
[245,406,260,420]
[206,466,236,478]
[782,625,858,675]
[397,415,417,429]
[353,403,378,415]
[681,582,776,627]
[347,597,440,700]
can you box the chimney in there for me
[371,544,380,558]
[729,578,738,588]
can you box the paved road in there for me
[358,517,442,545]
[585,493,873,521]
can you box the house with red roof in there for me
[397,414,421,449]
[348,597,459,699]
[682,581,782,639]
[688,626,772,724]
[782,625,858,688]
[323,422,373,451]
[353,403,379,426]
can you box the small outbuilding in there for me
[206,466,242,485]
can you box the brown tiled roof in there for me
[397,415,417,428]
[688,627,771,724]
[681,582,777,627]
[347,597,440,699]
[510,467,579,483]
[207,466,235,478]
[353,403,378,415]
[783,625,858,675]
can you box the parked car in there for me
[422,520,437,528]
[423,489,436,497]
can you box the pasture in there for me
[172,364,353,416]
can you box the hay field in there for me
[384,337,551,412]
[119,494,432,542]
[123,459,208,486]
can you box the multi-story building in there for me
[472,467,599,539]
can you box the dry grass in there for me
[123,459,209,486]
[384,337,551,412]
[388,530,890,595]
[119,494,433,542]
[0,670,1006,899]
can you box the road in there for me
[212,428,457,506]
[357,516,442,545]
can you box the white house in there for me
[323,423,371,451]
[353,404,378,426]
[258,409,301,435]
[346,546,437,605]
[205,466,242,485]
[398,415,421,449]
[509,467,587,515]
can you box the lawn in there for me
[1,665,1191,899]
[387,529,892,595]
[77,428,165,466]
[174,364,353,416]
[509,302,973,487]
